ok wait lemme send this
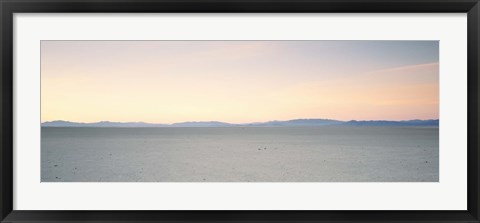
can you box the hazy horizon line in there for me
[41,118,440,125]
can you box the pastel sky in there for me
[41,41,439,124]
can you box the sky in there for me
[41,41,439,124]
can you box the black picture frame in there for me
[1,0,479,222]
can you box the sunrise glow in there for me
[41,41,439,123]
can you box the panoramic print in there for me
[41,41,439,182]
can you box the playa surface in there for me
[41,126,438,182]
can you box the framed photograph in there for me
[1,0,479,222]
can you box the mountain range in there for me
[41,119,439,127]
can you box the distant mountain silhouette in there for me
[342,119,439,126]
[42,120,167,127]
[42,119,439,127]
[243,119,342,127]
[171,121,233,127]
